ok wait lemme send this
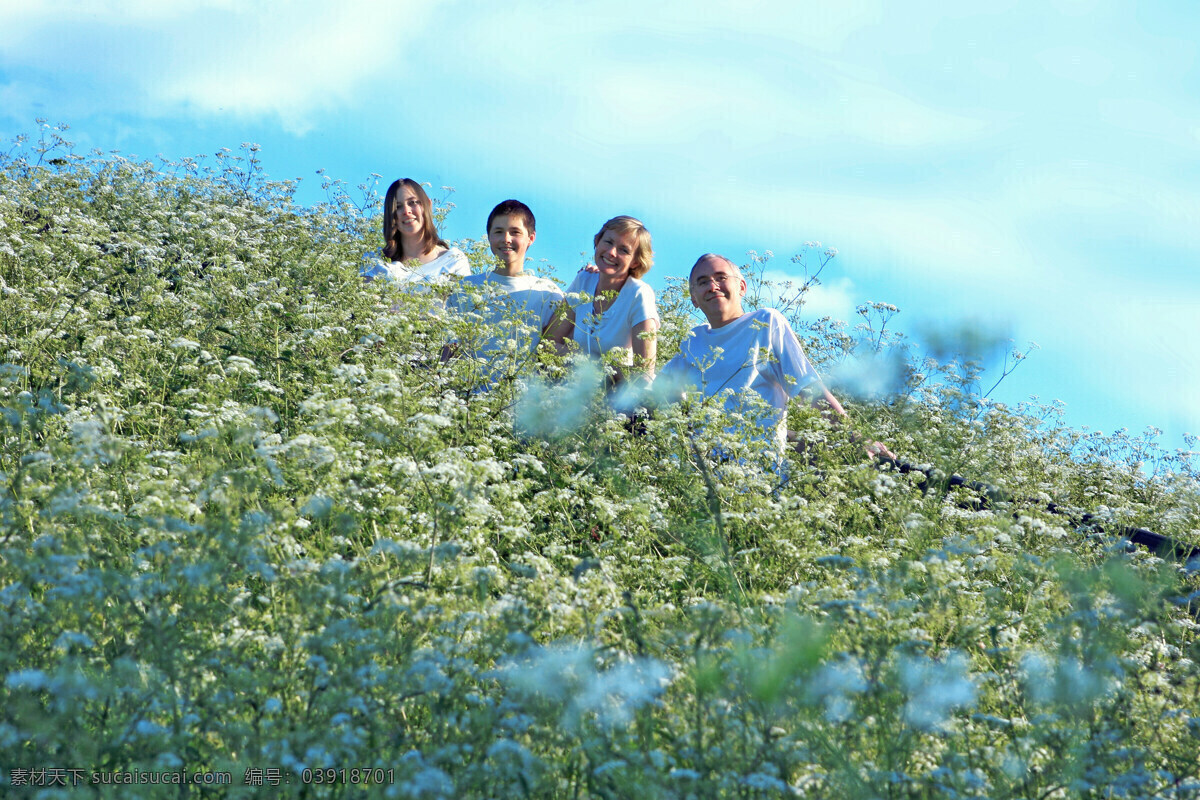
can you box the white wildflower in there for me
[900,651,977,731]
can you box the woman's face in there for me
[594,227,639,282]
[394,185,424,238]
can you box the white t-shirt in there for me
[658,308,819,448]
[446,271,565,357]
[361,247,470,289]
[564,272,658,365]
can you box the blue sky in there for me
[3,0,1198,455]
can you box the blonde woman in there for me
[552,215,659,395]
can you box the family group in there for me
[363,178,888,458]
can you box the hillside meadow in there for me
[1,126,1199,798]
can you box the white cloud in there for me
[579,63,987,154]
[806,277,860,322]
[757,271,858,322]
[444,1,988,155]
[829,79,989,148]
[0,0,432,132]
[697,183,1026,286]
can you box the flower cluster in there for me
[0,127,1197,798]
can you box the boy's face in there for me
[488,214,535,269]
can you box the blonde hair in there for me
[594,215,653,279]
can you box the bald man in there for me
[659,253,883,456]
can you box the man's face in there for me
[689,256,746,322]
[488,213,535,269]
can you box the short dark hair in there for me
[487,199,536,235]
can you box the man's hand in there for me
[863,440,896,461]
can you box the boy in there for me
[444,200,565,382]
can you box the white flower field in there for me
[1,125,1198,798]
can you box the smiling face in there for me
[394,185,424,239]
[382,178,440,260]
[689,254,747,328]
[593,227,639,284]
[488,213,536,272]
[591,216,653,279]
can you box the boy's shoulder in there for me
[459,272,491,288]
[456,272,563,302]
[511,273,564,297]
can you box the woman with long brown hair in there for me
[362,178,470,286]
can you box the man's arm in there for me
[794,382,894,460]
[810,382,846,420]
[769,311,893,459]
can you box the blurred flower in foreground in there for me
[900,651,977,731]
[808,656,867,723]
[515,359,603,439]
[496,643,672,731]
[825,349,909,401]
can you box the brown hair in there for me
[594,215,653,279]
[382,178,446,261]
